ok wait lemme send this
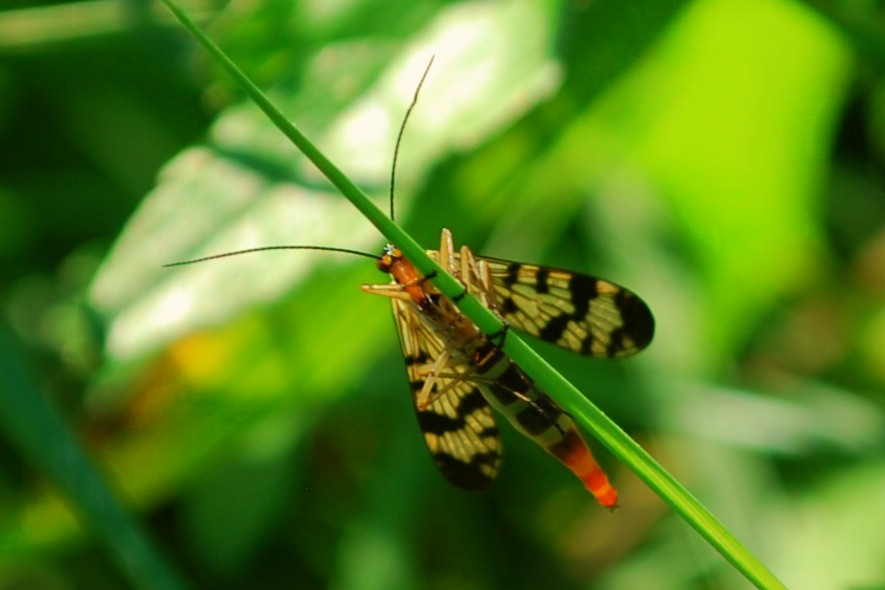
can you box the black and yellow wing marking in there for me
[482,259,655,358]
[391,298,502,490]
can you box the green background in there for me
[1,0,884,588]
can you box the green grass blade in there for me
[507,336,788,590]
[0,327,190,590]
[156,0,478,327]
[158,1,788,588]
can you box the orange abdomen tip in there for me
[581,469,619,509]
[551,431,620,508]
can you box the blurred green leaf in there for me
[0,326,188,590]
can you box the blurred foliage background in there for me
[1,0,884,588]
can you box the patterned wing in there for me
[390,298,502,490]
[482,258,655,358]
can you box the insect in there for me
[167,58,654,507]
[170,228,653,507]
[361,228,653,507]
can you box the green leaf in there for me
[0,326,189,590]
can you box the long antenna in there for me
[389,55,435,222]
[164,245,377,267]
[167,58,437,270]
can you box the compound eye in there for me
[377,255,393,272]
